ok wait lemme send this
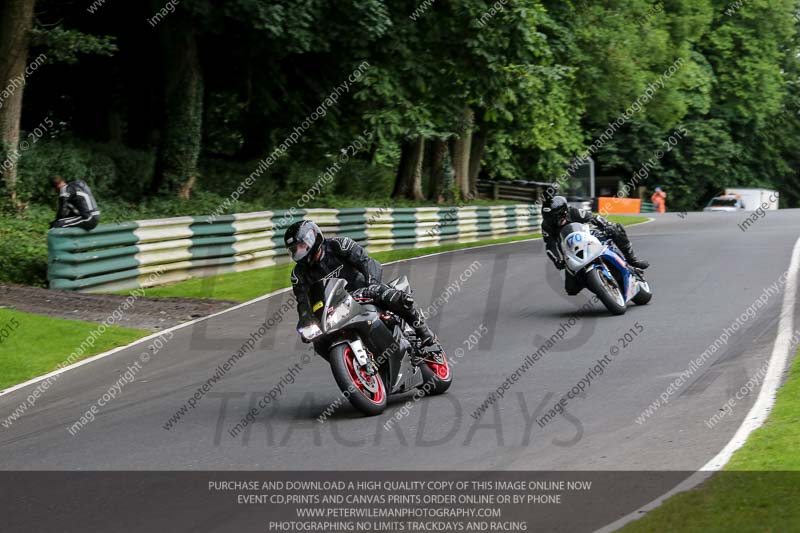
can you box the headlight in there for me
[298,323,322,341]
[325,299,352,329]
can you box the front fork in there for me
[330,336,376,374]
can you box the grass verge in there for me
[0,309,147,391]
[137,215,649,301]
[620,348,800,532]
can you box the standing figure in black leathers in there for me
[541,196,649,295]
[284,220,436,346]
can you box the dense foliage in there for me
[1,0,799,215]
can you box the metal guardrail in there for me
[47,205,542,292]
[640,202,656,213]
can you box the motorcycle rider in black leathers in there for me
[285,220,436,347]
[49,175,101,230]
[541,196,649,295]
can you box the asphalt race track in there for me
[1,211,799,530]
[3,211,800,470]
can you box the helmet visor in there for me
[289,242,310,262]
[288,226,318,262]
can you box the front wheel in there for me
[586,267,627,316]
[418,347,453,396]
[633,280,653,306]
[329,342,387,416]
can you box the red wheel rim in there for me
[344,347,385,404]
[427,352,450,380]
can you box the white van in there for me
[704,188,779,212]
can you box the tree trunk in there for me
[0,0,36,206]
[468,127,487,198]
[411,137,425,200]
[451,106,474,200]
[393,137,425,200]
[393,140,415,199]
[427,139,447,202]
[151,11,204,197]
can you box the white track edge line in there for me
[0,287,291,398]
[596,234,800,533]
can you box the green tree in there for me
[0,0,36,207]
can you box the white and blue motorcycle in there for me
[560,222,653,315]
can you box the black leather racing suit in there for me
[290,237,432,342]
[51,180,100,230]
[541,207,641,295]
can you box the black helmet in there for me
[284,220,324,263]
[543,196,568,219]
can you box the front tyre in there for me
[418,347,453,396]
[632,280,653,306]
[329,343,387,416]
[586,267,627,316]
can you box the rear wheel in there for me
[329,343,387,416]
[586,267,627,315]
[418,347,453,395]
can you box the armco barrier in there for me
[641,202,656,213]
[48,205,542,293]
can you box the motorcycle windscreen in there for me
[324,278,358,332]
[559,222,587,239]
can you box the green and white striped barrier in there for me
[641,202,656,213]
[47,205,542,292]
